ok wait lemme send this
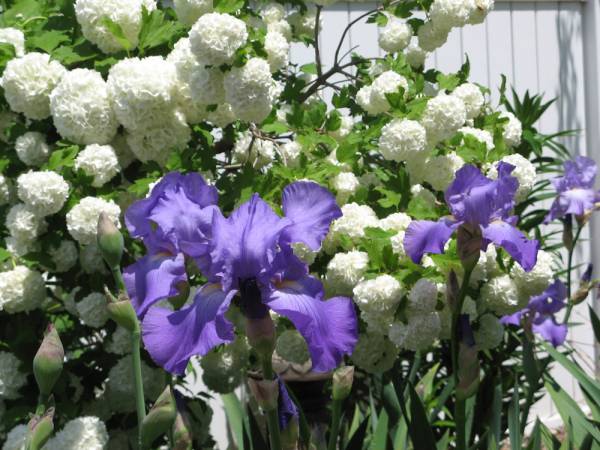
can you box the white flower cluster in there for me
[331,171,360,204]
[80,243,109,274]
[278,141,303,167]
[0,352,25,399]
[474,313,504,350]
[487,153,537,201]
[15,132,50,167]
[351,332,398,373]
[232,131,276,168]
[174,0,213,26]
[76,292,110,328]
[325,250,369,296]
[378,18,412,53]
[406,278,438,315]
[3,424,27,450]
[0,174,13,206]
[5,204,46,244]
[378,119,427,163]
[44,416,108,450]
[16,170,69,216]
[0,53,66,120]
[353,274,403,331]
[421,93,467,143]
[50,68,118,145]
[452,83,485,119]
[265,30,290,72]
[423,152,465,191]
[74,0,157,53]
[105,326,131,355]
[189,13,248,65]
[49,240,79,273]
[511,249,554,299]
[74,144,121,187]
[201,338,249,393]
[389,312,441,351]
[323,203,379,252]
[105,357,164,412]
[357,71,408,114]
[275,330,310,364]
[480,274,521,315]
[501,111,523,147]
[460,126,494,150]
[0,28,25,57]
[66,196,121,244]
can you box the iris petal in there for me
[482,220,539,271]
[532,316,567,347]
[403,218,458,264]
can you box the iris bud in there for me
[26,408,54,450]
[248,377,279,412]
[105,287,139,333]
[572,264,594,305]
[97,212,124,269]
[246,315,276,359]
[457,224,482,272]
[562,215,573,251]
[141,386,177,449]
[33,325,64,397]
[446,270,459,311]
[456,315,480,400]
[332,366,354,401]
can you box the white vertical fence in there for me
[210,3,600,447]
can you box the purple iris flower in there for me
[501,280,568,347]
[277,378,298,430]
[127,174,358,375]
[403,163,539,271]
[545,156,600,223]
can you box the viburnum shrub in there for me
[0,0,598,448]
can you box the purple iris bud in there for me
[277,378,298,430]
[404,163,540,271]
[501,280,568,347]
[581,264,594,283]
[134,178,358,374]
[545,156,600,223]
[122,172,219,316]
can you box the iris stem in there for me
[131,327,146,448]
[327,399,343,450]
[564,225,583,324]
[451,266,473,450]
[261,358,282,450]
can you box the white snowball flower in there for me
[0,174,12,206]
[105,327,131,355]
[468,0,494,24]
[378,19,412,53]
[362,71,408,115]
[0,266,45,314]
[107,56,178,131]
[174,0,213,26]
[224,58,279,123]
[452,83,484,119]
[460,126,494,150]
[411,184,437,207]
[351,332,398,373]
[325,251,369,296]
[5,204,46,242]
[324,203,379,252]
[207,103,236,128]
[407,278,438,315]
[232,131,276,169]
[501,111,523,147]
[0,53,66,120]
[421,93,467,143]
[474,313,504,350]
[15,132,50,167]
[74,0,157,53]
[43,416,108,450]
[487,153,536,201]
[125,109,191,166]
[265,31,290,72]
[417,21,449,52]
[267,20,292,41]
[379,212,412,232]
[110,133,136,169]
[50,68,118,145]
[330,115,353,139]
[76,292,109,328]
[66,196,121,244]
[390,313,441,350]
[74,144,120,187]
[278,141,302,167]
[16,171,69,216]
[0,28,25,57]
[0,352,25,400]
[353,274,403,316]
[49,240,78,273]
[3,424,27,450]
[355,85,373,112]
[262,3,286,23]
[481,275,521,315]
[189,13,248,65]
[288,6,319,38]
[276,330,309,364]
[390,231,407,257]
[406,40,427,68]
[332,172,360,204]
[423,152,465,191]
[429,0,474,28]
[511,250,554,299]
[105,357,163,412]
[80,243,108,274]
[5,236,37,258]
[189,64,225,106]
[378,119,427,163]
[201,339,249,394]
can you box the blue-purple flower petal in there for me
[141,284,236,374]
[277,378,298,430]
[404,218,459,264]
[528,279,567,315]
[482,220,539,271]
[532,316,567,347]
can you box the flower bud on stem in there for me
[33,324,63,398]
[328,366,353,450]
[457,223,482,273]
[97,212,124,270]
[141,386,177,449]
[25,407,54,450]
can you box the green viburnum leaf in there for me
[437,73,460,91]
[332,87,351,108]
[0,43,16,70]
[367,11,388,26]
[406,196,438,220]
[138,6,184,52]
[28,30,70,53]
[101,17,133,51]
[325,110,342,132]
[300,63,317,75]
[375,186,402,209]
[0,247,11,264]
[261,122,289,134]
[45,146,79,170]
[213,0,245,14]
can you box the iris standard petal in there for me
[209,194,291,289]
[500,310,524,327]
[141,284,236,374]
[280,181,342,250]
[403,218,458,264]
[482,220,539,271]
[532,316,568,347]
[563,156,597,189]
[123,252,187,317]
[528,279,567,315]
[265,276,358,372]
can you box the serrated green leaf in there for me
[213,0,244,13]
[101,16,133,51]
